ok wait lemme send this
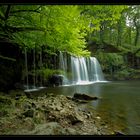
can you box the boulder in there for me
[48,74,63,86]
[114,131,125,135]
[73,93,99,101]
[0,96,12,105]
[22,109,34,118]
[29,122,67,135]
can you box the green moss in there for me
[0,95,12,105]
[36,68,64,80]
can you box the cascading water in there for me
[89,57,105,82]
[71,56,89,84]
[38,50,46,89]
[59,51,69,85]
[59,52,106,86]
[24,48,40,92]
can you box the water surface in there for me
[46,80,140,135]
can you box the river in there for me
[46,80,140,135]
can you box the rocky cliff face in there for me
[0,39,23,92]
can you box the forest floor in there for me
[0,90,123,136]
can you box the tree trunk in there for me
[117,20,122,46]
[109,27,112,43]
[128,27,132,45]
[134,27,140,46]
[99,22,105,43]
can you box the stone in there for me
[66,128,77,135]
[96,116,101,120]
[48,74,63,86]
[114,131,125,135]
[73,93,99,101]
[22,109,34,118]
[29,122,67,135]
[0,96,12,105]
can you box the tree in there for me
[0,5,91,56]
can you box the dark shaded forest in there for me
[0,5,140,91]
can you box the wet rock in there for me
[85,113,91,119]
[48,74,63,86]
[55,106,63,111]
[22,109,34,118]
[0,110,8,117]
[114,131,125,135]
[72,98,89,103]
[23,117,35,130]
[15,93,22,100]
[0,93,113,135]
[96,116,101,120]
[15,96,20,100]
[67,113,83,125]
[66,127,78,135]
[29,122,67,135]
[0,96,12,105]
[73,93,99,101]
[66,96,72,100]
[23,102,32,110]
[33,110,46,124]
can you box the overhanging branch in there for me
[0,15,5,20]
[5,5,11,20]
[10,6,42,14]
[6,26,46,33]
[10,9,40,14]
[135,48,140,55]
[0,54,16,61]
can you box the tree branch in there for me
[10,6,42,14]
[6,26,46,33]
[0,20,49,33]
[10,9,40,14]
[5,5,11,20]
[0,54,16,61]
[134,48,140,55]
[0,15,5,20]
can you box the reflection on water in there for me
[46,80,140,135]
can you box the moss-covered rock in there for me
[0,95,12,105]
[0,93,116,135]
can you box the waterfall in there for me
[59,52,106,86]
[59,51,68,85]
[59,51,66,71]
[71,56,89,84]
[24,47,29,90]
[38,50,46,89]
[89,57,105,81]
[24,48,41,92]
[40,51,43,87]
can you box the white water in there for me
[59,52,68,85]
[38,50,46,89]
[59,52,106,86]
[24,48,42,92]
[89,57,105,82]
[71,56,89,83]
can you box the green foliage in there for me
[115,69,130,79]
[97,53,124,70]
[0,5,92,56]
[0,4,140,79]
[36,68,64,80]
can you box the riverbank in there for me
[0,90,120,135]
